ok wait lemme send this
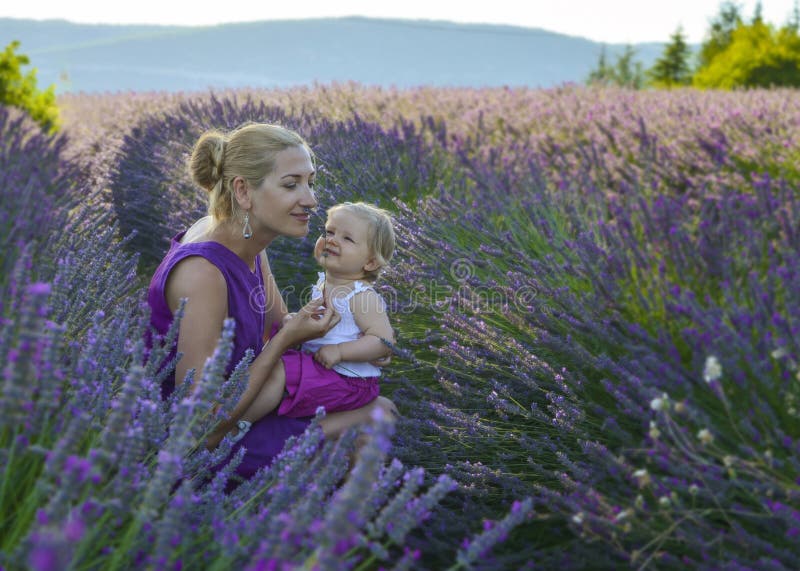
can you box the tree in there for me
[614,45,646,88]
[788,0,800,32]
[647,26,693,87]
[0,41,59,133]
[752,0,764,24]
[586,46,613,85]
[697,1,743,69]
[693,20,800,88]
[586,45,645,89]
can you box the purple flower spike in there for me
[27,282,52,296]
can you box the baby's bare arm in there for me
[340,290,393,362]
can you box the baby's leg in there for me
[240,359,287,424]
[319,396,398,439]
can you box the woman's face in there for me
[249,145,317,241]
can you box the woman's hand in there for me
[277,297,339,348]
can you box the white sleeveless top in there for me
[301,273,384,378]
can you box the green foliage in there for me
[586,46,611,85]
[586,45,645,89]
[0,41,59,133]
[693,21,800,88]
[697,1,743,69]
[647,27,693,88]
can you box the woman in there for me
[146,122,396,478]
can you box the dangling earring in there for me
[242,211,253,239]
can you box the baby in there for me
[237,202,395,431]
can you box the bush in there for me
[0,41,59,133]
[694,22,800,88]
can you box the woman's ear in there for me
[232,176,251,211]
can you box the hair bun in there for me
[210,139,226,183]
[189,130,227,192]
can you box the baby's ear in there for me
[363,258,381,272]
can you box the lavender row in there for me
[385,138,799,567]
[61,86,800,201]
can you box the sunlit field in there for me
[2,83,799,569]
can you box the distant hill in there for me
[0,17,669,93]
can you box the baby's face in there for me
[317,210,375,279]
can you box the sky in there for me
[1,0,797,44]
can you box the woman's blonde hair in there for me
[189,123,313,221]
[327,202,395,282]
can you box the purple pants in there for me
[277,350,379,418]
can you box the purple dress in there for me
[146,232,311,479]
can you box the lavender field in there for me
[2,84,799,569]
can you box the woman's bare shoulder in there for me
[165,255,226,312]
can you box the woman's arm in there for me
[166,257,229,392]
[206,297,338,447]
[165,257,339,447]
[260,251,288,342]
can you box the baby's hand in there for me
[314,344,343,369]
[370,354,391,367]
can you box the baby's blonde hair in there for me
[327,202,395,282]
